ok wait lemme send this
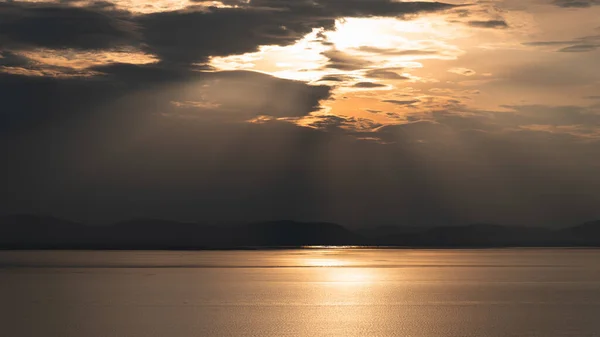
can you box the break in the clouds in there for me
[1,0,600,226]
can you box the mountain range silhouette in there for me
[1,214,599,249]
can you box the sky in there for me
[1,0,599,226]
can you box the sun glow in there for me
[326,17,447,50]
[209,16,464,84]
[206,12,516,131]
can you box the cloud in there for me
[191,71,333,119]
[558,44,599,52]
[322,49,372,70]
[497,104,600,129]
[352,82,388,88]
[522,40,578,46]
[356,46,440,56]
[0,50,34,68]
[0,48,159,78]
[220,0,456,17]
[365,69,409,80]
[523,34,600,53]
[0,65,331,132]
[382,99,420,105]
[353,42,462,61]
[138,0,456,64]
[2,0,458,69]
[318,74,356,82]
[552,0,600,7]
[519,124,600,139]
[138,7,333,64]
[171,100,222,110]
[298,114,382,132]
[448,67,476,76]
[496,61,597,87]
[467,20,509,29]
[0,2,139,50]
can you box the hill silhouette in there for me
[238,220,363,246]
[1,214,599,249]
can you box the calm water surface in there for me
[1,249,599,337]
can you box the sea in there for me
[1,249,599,336]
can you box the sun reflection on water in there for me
[299,250,376,286]
[303,258,346,267]
[325,268,374,285]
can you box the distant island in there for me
[1,214,600,249]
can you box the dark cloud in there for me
[0,0,454,130]
[523,34,600,53]
[365,69,409,80]
[382,99,420,105]
[138,7,333,64]
[0,65,331,133]
[467,20,509,29]
[559,44,599,52]
[451,8,471,17]
[357,46,439,56]
[90,62,202,83]
[0,0,457,66]
[322,49,372,70]
[219,0,456,17]
[139,0,455,64]
[552,0,600,7]
[448,67,476,76]
[303,114,382,132]
[0,50,31,68]
[522,40,577,46]
[190,71,332,119]
[352,82,387,88]
[0,2,138,50]
[318,74,356,82]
